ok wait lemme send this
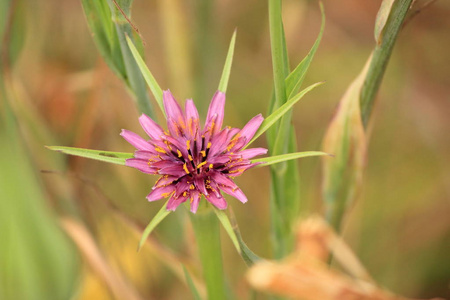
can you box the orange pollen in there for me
[200,150,206,157]
[197,161,207,169]
[183,163,190,174]
[155,147,166,153]
[177,149,182,157]
[209,163,213,169]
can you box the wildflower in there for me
[121,90,266,213]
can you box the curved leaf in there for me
[218,30,237,93]
[46,146,133,165]
[253,151,330,167]
[138,200,171,251]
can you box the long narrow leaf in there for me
[253,151,330,167]
[126,35,164,115]
[285,2,325,99]
[213,208,240,253]
[46,146,133,165]
[248,81,324,146]
[218,30,237,93]
[138,200,171,251]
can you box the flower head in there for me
[121,90,266,213]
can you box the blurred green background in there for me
[1,0,449,299]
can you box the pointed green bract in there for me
[126,35,165,116]
[183,265,202,300]
[285,2,325,99]
[253,151,330,167]
[218,30,237,93]
[213,208,261,266]
[46,146,133,165]
[138,200,172,251]
[248,81,324,146]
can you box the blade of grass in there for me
[126,35,164,115]
[138,200,172,251]
[46,146,133,166]
[248,81,324,146]
[218,30,237,93]
[253,151,330,167]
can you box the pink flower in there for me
[121,90,266,213]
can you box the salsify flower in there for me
[121,90,267,213]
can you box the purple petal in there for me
[139,114,164,140]
[220,185,248,203]
[121,129,152,151]
[163,90,186,129]
[238,148,268,159]
[208,128,229,157]
[147,185,175,202]
[205,192,227,210]
[125,158,157,174]
[194,177,208,195]
[210,170,235,188]
[237,114,264,144]
[190,191,200,213]
[158,164,186,177]
[134,150,159,161]
[205,91,225,135]
[155,175,178,188]
[185,99,200,138]
[166,194,188,211]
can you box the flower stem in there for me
[360,0,413,128]
[190,207,227,300]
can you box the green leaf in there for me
[138,200,172,251]
[46,146,133,165]
[253,151,330,167]
[374,0,395,44]
[285,2,325,99]
[218,30,237,93]
[248,81,324,146]
[268,0,288,110]
[213,208,240,253]
[182,265,202,300]
[126,35,164,116]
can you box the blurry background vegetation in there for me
[1,0,449,299]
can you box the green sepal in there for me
[138,200,172,251]
[218,30,237,93]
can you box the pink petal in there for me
[210,170,235,188]
[237,114,264,144]
[190,191,200,213]
[125,159,157,174]
[238,148,268,159]
[120,129,152,151]
[158,164,186,177]
[194,177,208,195]
[139,114,164,140]
[220,185,248,203]
[185,99,200,138]
[208,128,229,157]
[163,90,186,129]
[146,185,175,202]
[205,192,227,210]
[166,194,188,211]
[205,91,225,135]
[134,150,159,161]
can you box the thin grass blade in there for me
[218,30,237,93]
[138,200,172,251]
[126,35,164,115]
[253,151,330,167]
[46,146,133,165]
[248,81,324,146]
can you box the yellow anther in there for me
[200,150,206,157]
[186,140,191,150]
[155,147,166,153]
[177,149,182,157]
[207,142,211,149]
[183,191,187,197]
[209,163,213,169]
[188,155,193,161]
[197,161,207,169]
[190,184,195,190]
[183,163,190,174]
[161,192,171,198]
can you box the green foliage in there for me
[183,265,202,300]
[218,30,237,93]
[46,146,133,165]
[138,200,172,251]
[80,0,154,117]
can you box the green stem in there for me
[190,207,226,300]
[360,0,413,128]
